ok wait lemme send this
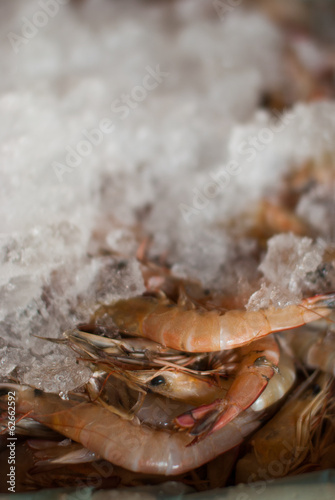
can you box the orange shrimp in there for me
[94,292,335,352]
[0,384,267,475]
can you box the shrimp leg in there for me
[97,292,335,352]
[175,336,280,440]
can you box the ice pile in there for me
[0,0,334,392]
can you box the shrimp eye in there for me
[150,375,166,386]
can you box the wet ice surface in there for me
[247,234,325,309]
[0,0,335,391]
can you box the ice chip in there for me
[248,234,325,310]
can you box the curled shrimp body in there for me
[0,384,266,475]
[96,292,335,352]
[175,335,280,440]
[176,339,297,439]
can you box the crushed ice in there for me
[1,0,334,391]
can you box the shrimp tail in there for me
[175,336,280,441]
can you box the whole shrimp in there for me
[96,292,335,352]
[0,384,265,475]
[0,369,294,476]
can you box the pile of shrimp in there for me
[1,185,335,493]
[1,6,335,489]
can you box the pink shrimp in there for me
[0,384,267,475]
[94,292,335,352]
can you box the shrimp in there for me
[175,336,280,440]
[0,349,297,477]
[94,292,335,352]
[122,369,231,406]
[64,328,287,439]
[137,239,254,311]
[283,327,335,375]
[250,199,308,242]
[0,384,267,475]
[250,349,296,412]
[235,372,334,483]
[91,338,294,424]
[175,338,296,440]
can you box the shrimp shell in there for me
[98,292,335,352]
